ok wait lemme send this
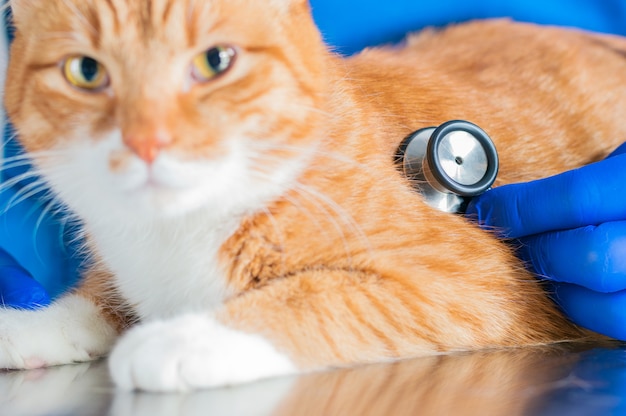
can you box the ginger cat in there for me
[1,0,625,392]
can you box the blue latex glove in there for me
[467,143,626,340]
[0,247,50,309]
[0,130,82,308]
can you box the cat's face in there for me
[6,0,327,222]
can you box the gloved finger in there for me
[0,247,50,309]
[518,221,626,293]
[466,153,626,238]
[550,281,626,341]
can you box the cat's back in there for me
[402,19,626,66]
[351,19,626,89]
[342,19,626,183]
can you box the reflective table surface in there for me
[2,342,626,416]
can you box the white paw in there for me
[109,314,297,392]
[0,295,117,369]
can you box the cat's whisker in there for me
[26,149,74,160]
[284,181,375,270]
[56,212,88,253]
[1,133,20,150]
[244,167,340,243]
[1,150,70,168]
[242,163,331,240]
[248,142,370,174]
[0,163,64,180]
[0,172,73,267]
[242,142,375,264]
[0,153,32,164]
[405,176,433,188]
[0,156,57,174]
[0,170,42,193]
[31,197,66,266]
[0,160,34,173]
[3,147,69,156]
[294,182,374,260]
[3,181,53,214]
[291,185,358,269]
[280,190,327,235]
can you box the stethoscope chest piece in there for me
[397,120,499,213]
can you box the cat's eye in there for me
[191,45,236,82]
[63,56,109,91]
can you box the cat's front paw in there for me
[109,314,297,392]
[0,295,117,369]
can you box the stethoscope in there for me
[396,120,499,213]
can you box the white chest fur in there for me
[42,132,309,321]
[90,212,239,321]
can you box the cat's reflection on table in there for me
[1,345,625,416]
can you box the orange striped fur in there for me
[7,0,626,375]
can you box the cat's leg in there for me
[106,268,446,392]
[108,313,297,392]
[108,265,575,392]
[0,294,117,369]
[0,270,127,370]
[106,268,445,392]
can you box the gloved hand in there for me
[0,134,83,309]
[466,142,626,340]
[0,248,50,309]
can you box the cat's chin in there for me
[117,185,215,220]
[108,179,270,224]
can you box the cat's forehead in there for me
[12,0,288,48]
[88,0,217,48]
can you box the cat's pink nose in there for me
[123,131,171,164]
[125,140,161,163]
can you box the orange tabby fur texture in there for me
[6,0,626,375]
